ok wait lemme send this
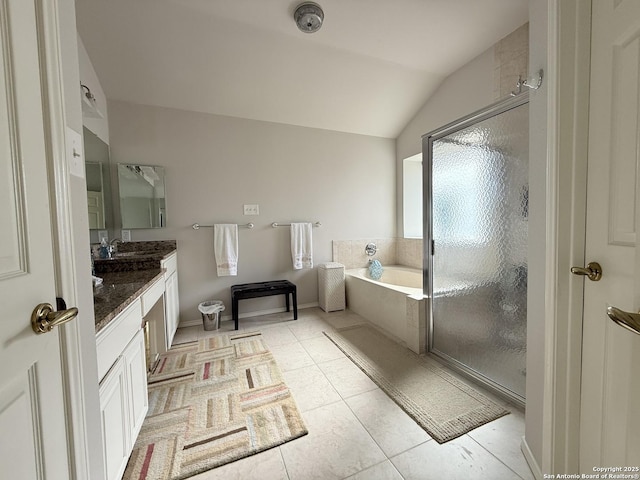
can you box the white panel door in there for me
[580,0,640,471]
[0,0,72,478]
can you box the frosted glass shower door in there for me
[425,98,528,401]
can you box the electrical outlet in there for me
[243,204,259,215]
[98,230,108,243]
[121,230,131,242]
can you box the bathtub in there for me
[345,265,428,354]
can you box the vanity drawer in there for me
[96,298,142,382]
[162,252,177,277]
[142,278,164,317]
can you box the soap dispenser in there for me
[99,238,109,259]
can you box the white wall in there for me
[108,101,396,323]
[396,48,496,162]
[77,37,108,143]
[402,155,422,238]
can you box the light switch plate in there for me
[121,230,131,242]
[243,204,259,215]
[66,127,84,178]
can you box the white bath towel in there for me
[214,224,238,276]
[291,222,313,270]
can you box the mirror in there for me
[84,127,114,232]
[117,164,166,228]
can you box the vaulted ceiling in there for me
[75,0,528,138]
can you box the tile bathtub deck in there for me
[171,308,534,480]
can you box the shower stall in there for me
[423,94,528,405]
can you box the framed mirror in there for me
[117,164,166,228]
[84,127,114,232]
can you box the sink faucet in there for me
[108,238,121,257]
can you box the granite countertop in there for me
[93,240,177,333]
[93,240,177,274]
[93,269,164,333]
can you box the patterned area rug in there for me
[324,326,509,444]
[123,331,308,480]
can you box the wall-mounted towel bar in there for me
[271,222,321,228]
[192,223,254,230]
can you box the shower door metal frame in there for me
[422,93,529,406]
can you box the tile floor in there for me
[171,308,534,480]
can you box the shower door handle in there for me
[570,262,602,281]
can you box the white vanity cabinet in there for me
[97,298,149,480]
[162,252,180,349]
[95,246,180,480]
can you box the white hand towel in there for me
[214,224,238,276]
[291,222,313,270]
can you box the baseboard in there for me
[178,302,319,328]
[521,436,542,480]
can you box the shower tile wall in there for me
[332,238,423,270]
[494,22,529,100]
[396,238,423,269]
[332,239,396,269]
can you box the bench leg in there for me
[285,293,290,312]
[292,290,298,320]
[232,297,239,330]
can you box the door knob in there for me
[31,303,78,334]
[570,262,602,281]
[606,306,640,335]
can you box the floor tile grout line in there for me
[465,431,530,479]
[278,446,292,480]
[337,382,437,467]
[339,458,407,480]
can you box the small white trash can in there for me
[198,300,225,331]
[318,263,345,312]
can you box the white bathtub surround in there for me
[407,293,428,354]
[345,266,427,354]
[332,237,423,270]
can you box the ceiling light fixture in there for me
[294,2,324,34]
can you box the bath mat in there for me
[123,331,308,480]
[324,326,509,443]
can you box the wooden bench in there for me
[230,280,297,330]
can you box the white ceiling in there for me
[75,0,528,138]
